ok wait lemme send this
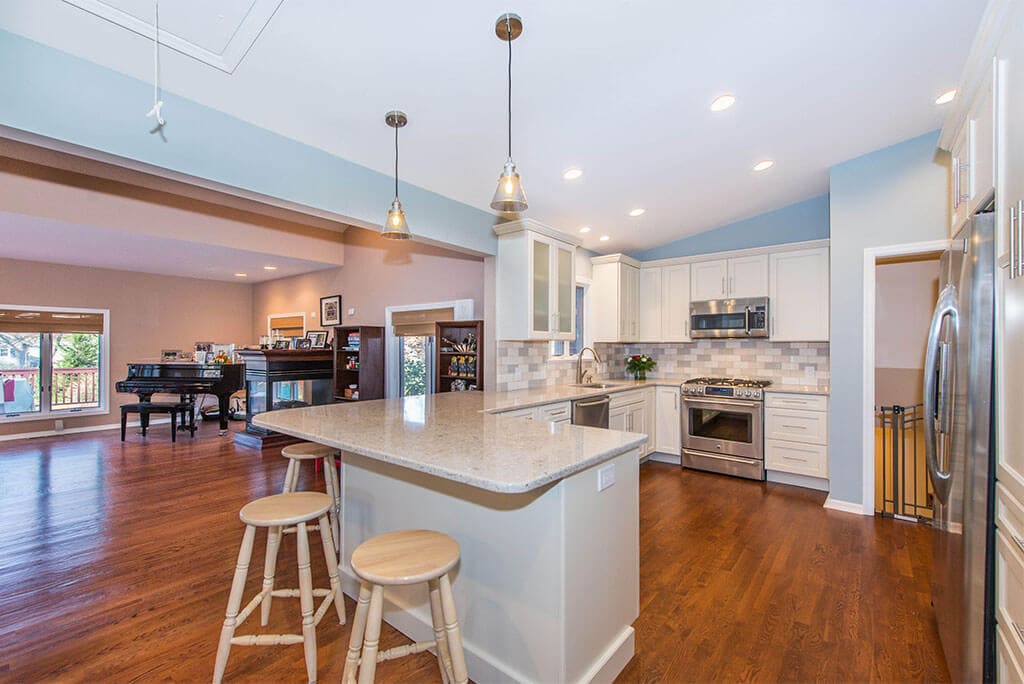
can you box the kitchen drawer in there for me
[765,408,828,445]
[538,402,571,422]
[996,527,1024,658]
[610,389,646,409]
[765,439,828,478]
[998,483,1024,545]
[998,623,1024,684]
[765,392,828,412]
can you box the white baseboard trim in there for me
[766,470,829,492]
[0,417,171,443]
[823,496,872,515]
[579,626,635,684]
[647,452,681,465]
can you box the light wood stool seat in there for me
[280,442,341,548]
[213,492,346,684]
[344,530,468,684]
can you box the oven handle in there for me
[682,449,757,465]
[744,306,751,336]
[681,396,761,410]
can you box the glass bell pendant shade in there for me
[490,159,528,213]
[381,198,411,239]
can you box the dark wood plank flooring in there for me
[0,421,949,682]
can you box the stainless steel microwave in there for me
[690,297,770,338]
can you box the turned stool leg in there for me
[438,573,468,684]
[316,513,346,624]
[343,582,373,683]
[357,585,385,684]
[260,525,283,626]
[296,521,318,684]
[282,459,297,494]
[429,579,454,684]
[321,455,341,548]
[213,524,256,684]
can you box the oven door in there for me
[681,396,763,460]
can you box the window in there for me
[0,307,108,420]
[398,335,435,397]
[551,285,588,358]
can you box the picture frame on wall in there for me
[320,295,342,327]
[306,330,329,349]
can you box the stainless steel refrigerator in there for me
[924,211,996,682]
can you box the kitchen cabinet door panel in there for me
[728,254,769,298]
[691,259,727,301]
[662,264,691,341]
[769,247,829,342]
[639,267,663,341]
[654,387,681,454]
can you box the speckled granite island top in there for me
[254,392,647,494]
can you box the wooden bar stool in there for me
[281,442,341,547]
[213,492,346,684]
[343,530,468,684]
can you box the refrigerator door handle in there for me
[924,284,958,503]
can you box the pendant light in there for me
[382,110,411,239]
[490,13,528,213]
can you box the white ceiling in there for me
[0,211,336,282]
[1,1,986,254]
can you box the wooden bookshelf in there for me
[435,320,484,392]
[332,326,384,401]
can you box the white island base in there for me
[338,447,640,683]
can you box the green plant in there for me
[53,333,99,368]
[626,354,656,379]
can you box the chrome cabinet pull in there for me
[953,157,960,209]
[959,160,971,203]
[721,276,726,296]
[1014,621,1024,646]
[1018,200,1023,277]
[1012,534,1024,555]
[781,424,808,430]
[1011,205,1017,280]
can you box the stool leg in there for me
[296,522,318,684]
[170,411,177,443]
[141,411,149,436]
[357,584,385,684]
[282,459,297,494]
[289,459,302,492]
[120,410,127,441]
[260,525,283,626]
[343,582,373,683]
[213,524,256,684]
[429,579,454,684]
[316,513,346,624]
[322,456,341,549]
[438,574,468,684]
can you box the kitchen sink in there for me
[572,383,618,389]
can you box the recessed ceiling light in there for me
[935,89,956,105]
[234,273,248,277]
[599,235,610,242]
[629,208,645,217]
[562,167,583,180]
[752,160,775,172]
[710,94,736,112]
[579,226,591,233]
[263,265,278,271]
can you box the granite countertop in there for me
[254,392,647,495]
[763,384,830,395]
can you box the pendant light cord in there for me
[394,123,400,200]
[506,16,513,161]
[146,1,165,126]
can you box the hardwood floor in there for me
[0,422,949,682]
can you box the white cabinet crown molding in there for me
[590,253,642,267]
[493,218,582,246]
[637,238,830,269]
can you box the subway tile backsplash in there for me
[494,340,829,391]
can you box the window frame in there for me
[550,279,594,361]
[0,305,110,423]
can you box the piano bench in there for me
[120,401,196,443]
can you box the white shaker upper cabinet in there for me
[592,254,641,342]
[769,247,829,342]
[727,254,769,298]
[661,263,691,341]
[690,259,728,301]
[495,219,579,341]
[638,267,663,342]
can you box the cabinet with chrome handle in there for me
[1010,200,1024,280]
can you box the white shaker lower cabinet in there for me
[769,247,829,342]
[653,386,681,460]
[610,389,653,457]
[764,392,828,484]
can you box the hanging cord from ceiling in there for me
[394,120,400,200]
[505,15,512,161]
[145,0,165,127]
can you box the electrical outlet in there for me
[348,308,356,316]
[597,463,616,491]
[54,419,64,433]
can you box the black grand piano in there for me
[116,362,244,434]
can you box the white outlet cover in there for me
[348,308,356,316]
[597,463,616,491]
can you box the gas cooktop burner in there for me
[683,377,773,388]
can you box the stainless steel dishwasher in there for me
[571,395,610,428]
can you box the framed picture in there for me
[161,349,181,362]
[306,330,328,349]
[272,339,291,350]
[320,295,342,327]
[294,338,312,350]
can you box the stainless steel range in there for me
[680,377,771,481]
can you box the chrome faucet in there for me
[576,347,602,384]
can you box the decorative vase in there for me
[635,370,647,381]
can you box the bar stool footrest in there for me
[230,633,306,647]
[378,640,439,662]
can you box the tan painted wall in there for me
[0,257,253,436]
[253,227,485,339]
[875,258,940,406]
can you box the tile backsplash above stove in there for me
[494,340,829,392]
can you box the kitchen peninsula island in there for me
[255,391,645,683]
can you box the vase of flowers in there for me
[625,354,656,381]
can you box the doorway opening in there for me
[862,240,949,516]
[398,335,434,397]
